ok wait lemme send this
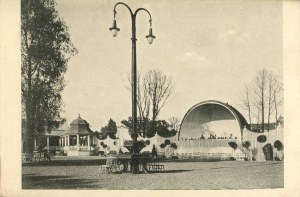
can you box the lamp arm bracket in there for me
[134,8,152,27]
[114,2,134,17]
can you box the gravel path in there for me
[22,161,283,190]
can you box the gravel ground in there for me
[22,161,283,190]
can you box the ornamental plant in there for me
[170,142,177,149]
[145,140,150,145]
[274,140,283,151]
[164,139,171,145]
[160,143,166,148]
[242,141,251,150]
[257,135,267,143]
[228,141,238,150]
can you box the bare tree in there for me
[168,116,180,131]
[241,84,252,125]
[240,68,283,133]
[144,69,173,122]
[267,73,274,132]
[127,69,173,137]
[272,78,284,123]
[253,69,268,132]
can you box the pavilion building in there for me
[45,115,95,156]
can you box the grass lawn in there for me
[22,160,283,190]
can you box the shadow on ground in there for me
[22,174,103,189]
[148,169,193,173]
[209,162,282,170]
[22,159,106,166]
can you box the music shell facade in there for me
[176,100,284,161]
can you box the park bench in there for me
[146,161,165,172]
[100,156,123,174]
[22,152,51,163]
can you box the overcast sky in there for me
[55,0,283,130]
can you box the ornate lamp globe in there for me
[146,28,156,44]
[109,19,120,37]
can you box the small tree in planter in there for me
[151,144,158,159]
[242,141,251,160]
[164,139,171,145]
[274,140,283,160]
[145,140,150,145]
[200,134,205,139]
[91,144,100,156]
[274,140,283,151]
[170,142,177,149]
[242,141,251,150]
[251,147,258,161]
[160,143,166,149]
[228,141,238,158]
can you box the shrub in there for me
[274,140,283,151]
[100,141,104,146]
[242,141,251,150]
[257,135,267,143]
[118,148,124,154]
[145,140,150,145]
[151,145,157,158]
[92,146,100,156]
[160,143,166,149]
[142,151,150,157]
[170,142,177,149]
[228,141,238,150]
[109,150,117,156]
[251,147,258,160]
[164,139,171,145]
[137,140,146,149]
[113,141,117,146]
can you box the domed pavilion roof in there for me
[65,114,93,135]
[70,115,89,125]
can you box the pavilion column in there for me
[77,134,79,150]
[47,136,49,148]
[87,135,90,150]
[59,137,62,147]
[34,137,37,150]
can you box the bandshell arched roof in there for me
[179,100,250,135]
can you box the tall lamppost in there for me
[109,2,156,173]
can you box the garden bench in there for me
[147,162,165,172]
[101,156,123,174]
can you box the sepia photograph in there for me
[1,0,300,196]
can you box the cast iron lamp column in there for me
[109,2,156,174]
